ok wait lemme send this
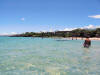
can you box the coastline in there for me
[68,37,100,40]
[53,37,100,40]
[1,36,100,40]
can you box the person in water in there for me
[83,37,91,48]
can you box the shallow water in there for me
[0,37,100,75]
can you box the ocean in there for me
[0,37,100,75]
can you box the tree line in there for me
[11,28,100,38]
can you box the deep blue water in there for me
[0,37,100,75]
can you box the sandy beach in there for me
[52,37,100,40]
[68,37,100,40]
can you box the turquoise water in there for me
[0,37,100,75]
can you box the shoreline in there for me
[1,36,100,40]
[52,37,100,40]
[68,37,100,40]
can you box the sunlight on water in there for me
[0,37,100,75]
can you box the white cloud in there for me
[21,18,25,21]
[0,32,17,36]
[40,30,47,33]
[1,33,9,35]
[81,24,94,29]
[63,24,100,31]
[88,15,100,19]
[81,24,100,29]
[11,32,17,34]
[64,28,77,31]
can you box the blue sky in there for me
[0,0,100,34]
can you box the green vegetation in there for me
[11,28,100,38]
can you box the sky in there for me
[0,0,100,34]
